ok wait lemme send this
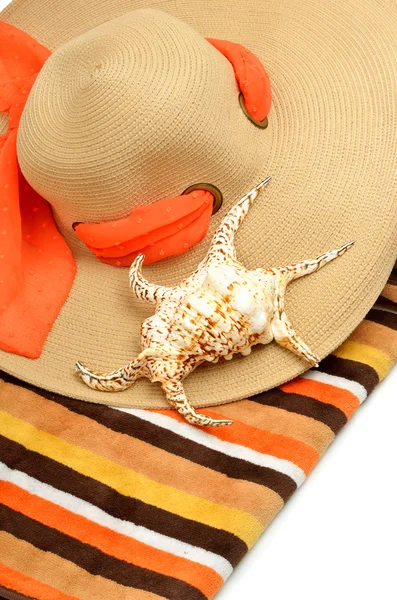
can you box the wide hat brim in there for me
[0,0,396,409]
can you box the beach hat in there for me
[0,0,396,412]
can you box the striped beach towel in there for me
[0,268,396,600]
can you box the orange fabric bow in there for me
[0,22,76,359]
[0,22,271,359]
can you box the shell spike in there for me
[283,241,355,283]
[270,241,354,366]
[256,175,272,191]
[205,176,272,264]
[75,353,146,391]
[162,380,233,427]
[129,254,172,304]
[236,176,272,210]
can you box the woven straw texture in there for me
[0,0,396,409]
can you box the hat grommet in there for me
[182,183,223,215]
[239,93,269,129]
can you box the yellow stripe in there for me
[332,341,393,380]
[0,410,261,548]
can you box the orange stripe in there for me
[279,378,360,419]
[0,481,222,598]
[0,531,166,600]
[0,562,77,600]
[152,408,319,476]
[212,400,335,455]
[0,382,281,527]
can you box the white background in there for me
[1,0,396,597]
[217,365,397,600]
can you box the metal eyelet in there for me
[239,93,269,129]
[182,183,223,215]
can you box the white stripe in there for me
[301,370,367,404]
[0,462,232,581]
[112,407,306,487]
[375,304,397,315]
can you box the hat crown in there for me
[17,8,267,236]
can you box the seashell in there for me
[76,178,354,427]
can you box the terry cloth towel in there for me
[0,272,396,600]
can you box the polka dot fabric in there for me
[74,190,214,266]
[207,38,271,122]
[0,22,76,358]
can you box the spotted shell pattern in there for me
[76,178,354,427]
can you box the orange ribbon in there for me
[0,22,76,358]
[74,190,214,266]
[207,38,271,122]
[0,21,271,358]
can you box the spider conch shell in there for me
[76,178,353,427]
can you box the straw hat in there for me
[0,0,396,410]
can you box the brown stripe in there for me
[213,400,334,455]
[0,434,246,568]
[0,586,32,600]
[250,388,347,434]
[365,308,397,332]
[0,504,207,600]
[50,400,296,501]
[319,355,379,394]
[0,380,282,527]
[0,374,296,502]
[0,531,165,600]
[374,297,397,312]
[349,319,397,358]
